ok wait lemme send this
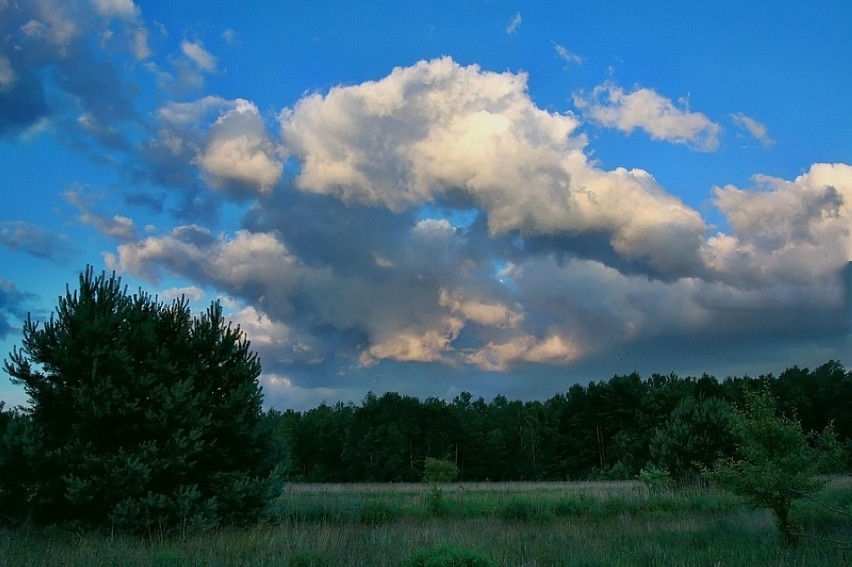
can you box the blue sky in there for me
[1,0,851,410]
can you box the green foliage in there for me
[650,395,734,481]
[638,464,672,494]
[426,485,448,517]
[1,267,282,531]
[423,457,459,483]
[403,544,492,567]
[0,408,37,526]
[704,387,836,547]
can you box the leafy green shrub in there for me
[426,485,449,517]
[403,544,492,567]
[638,464,672,494]
[423,458,459,483]
[705,387,838,547]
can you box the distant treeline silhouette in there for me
[268,360,852,482]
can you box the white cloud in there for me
[198,99,283,194]
[506,12,522,35]
[91,0,139,19]
[260,373,351,411]
[359,316,464,365]
[180,40,217,72]
[574,82,721,151]
[551,41,583,67]
[159,286,205,302]
[465,333,583,371]
[79,213,136,241]
[439,288,523,328]
[281,57,707,277]
[730,112,774,147]
[149,96,282,196]
[706,163,852,286]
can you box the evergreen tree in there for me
[2,267,282,531]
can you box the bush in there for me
[638,464,672,494]
[705,387,837,547]
[2,267,283,532]
[423,457,459,483]
[426,485,449,517]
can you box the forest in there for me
[269,360,852,483]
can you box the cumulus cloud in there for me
[466,333,584,371]
[281,58,707,277]
[439,288,523,327]
[706,163,852,287]
[574,82,721,151]
[98,56,851,400]
[197,99,283,195]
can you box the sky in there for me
[1,0,851,411]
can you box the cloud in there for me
[706,163,852,287]
[197,99,283,195]
[0,0,150,146]
[91,0,140,19]
[0,278,34,339]
[730,112,774,147]
[0,221,71,260]
[64,189,138,241]
[0,55,14,90]
[506,12,522,35]
[100,57,851,399]
[574,82,721,151]
[465,333,583,371]
[439,288,523,328]
[551,41,583,67]
[280,58,707,277]
[137,95,282,206]
[180,40,217,72]
[159,286,205,302]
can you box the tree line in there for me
[270,361,852,483]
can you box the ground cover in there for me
[3,479,850,566]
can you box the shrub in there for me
[638,464,672,494]
[423,457,459,483]
[705,387,837,547]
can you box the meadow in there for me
[3,478,851,566]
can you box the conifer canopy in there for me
[2,267,282,531]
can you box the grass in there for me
[3,478,851,566]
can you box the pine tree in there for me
[2,267,282,531]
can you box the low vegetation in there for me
[2,479,850,565]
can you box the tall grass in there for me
[3,478,850,566]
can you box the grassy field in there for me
[3,478,851,566]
